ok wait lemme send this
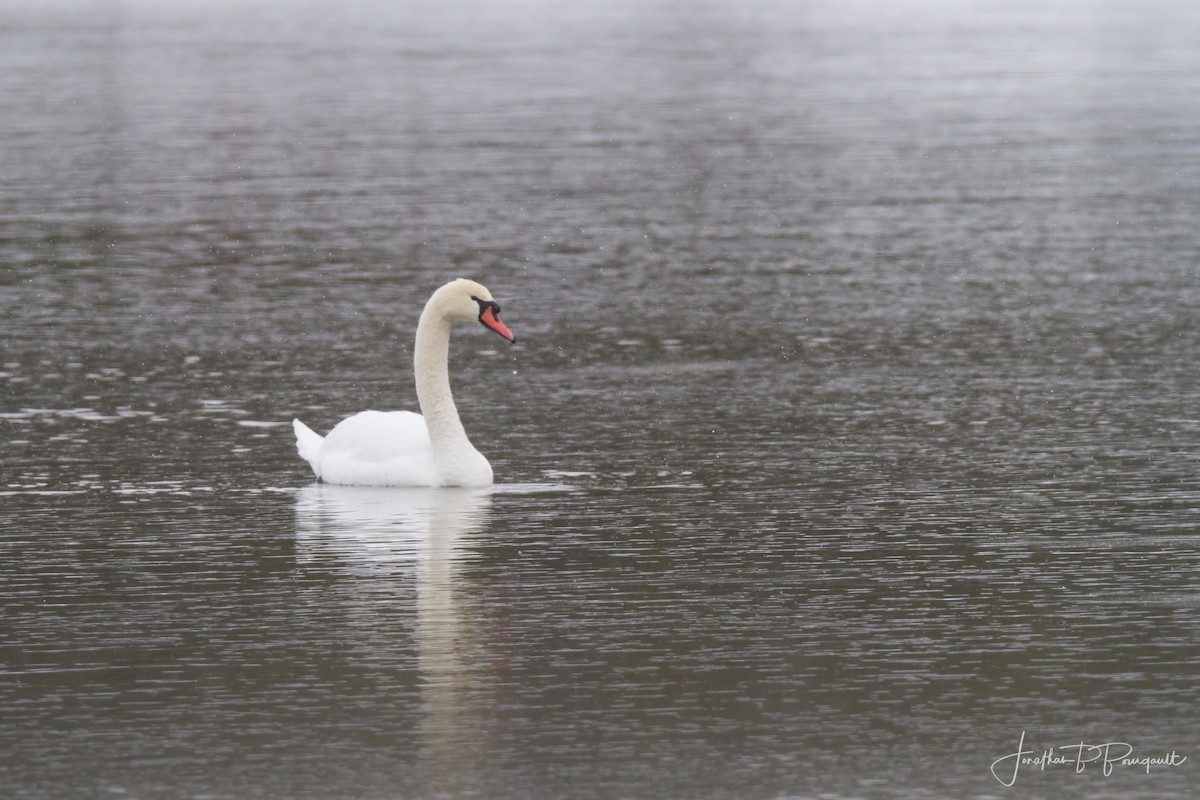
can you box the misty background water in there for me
[3,0,1200,798]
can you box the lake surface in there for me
[3,0,1200,798]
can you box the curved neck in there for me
[414,305,472,456]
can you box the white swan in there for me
[292,278,515,487]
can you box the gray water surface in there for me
[3,1,1200,798]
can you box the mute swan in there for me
[293,278,515,487]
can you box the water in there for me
[3,0,1200,797]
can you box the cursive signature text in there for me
[991,731,1188,787]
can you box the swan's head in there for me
[430,278,516,343]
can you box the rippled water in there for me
[3,0,1200,798]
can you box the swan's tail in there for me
[292,418,324,476]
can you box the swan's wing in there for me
[317,410,439,486]
[321,410,431,460]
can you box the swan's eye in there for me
[473,296,501,320]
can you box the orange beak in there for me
[480,305,515,342]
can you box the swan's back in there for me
[299,410,441,487]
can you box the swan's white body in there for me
[293,279,514,487]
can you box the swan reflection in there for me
[294,483,492,571]
[293,483,494,794]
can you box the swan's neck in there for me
[414,308,487,484]
[414,310,469,449]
